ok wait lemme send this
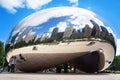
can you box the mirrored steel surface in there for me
[5,7,116,73]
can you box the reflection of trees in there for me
[14,40,27,48]
[5,39,55,53]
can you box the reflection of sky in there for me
[8,15,80,43]
[23,15,90,37]
[8,16,71,43]
[8,15,112,43]
[6,7,116,45]
[34,16,70,35]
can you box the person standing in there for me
[63,63,68,73]
[11,56,16,73]
[112,65,117,73]
[8,56,13,72]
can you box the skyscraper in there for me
[63,27,74,38]
[34,34,41,42]
[100,26,109,38]
[10,32,19,44]
[51,27,59,40]
[71,29,81,39]
[90,20,101,37]
[82,24,92,37]
[16,27,30,43]
[107,33,115,43]
[24,31,35,43]
[40,32,49,41]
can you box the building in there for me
[34,34,41,42]
[40,32,49,41]
[16,27,30,43]
[107,33,115,43]
[63,27,74,38]
[10,32,19,44]
[24,30,35,43]
[51,27,59,40]
[90,20,101,37]
[82,24,92,37]
[71,29,81,39]
[99,26,109,38]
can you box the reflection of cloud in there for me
[69,15,93,28]
[116,39,120,55]
[12,7,105,36]
[106,27,116,37]
[49,27,56,33]
[68,0,78,7]
[56,22,67,32]
[0,0,52,13]
[49,22,67,33]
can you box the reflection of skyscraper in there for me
[100,26,109,38]
[71,29,81,38]
[63,27,74,38]
[51,27,59,40]
[11,32,19,44]
[24,31,35,43]
[34,35,41,42]
[107,33,115,43]
[56,32,64,40]
[17,27,30,43]
[90,20,100,37]
[82,24,92,37]
[40,32,49,41]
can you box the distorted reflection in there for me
[5,7,116,73]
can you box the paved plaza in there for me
[0,72,120,80]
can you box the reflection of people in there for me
[19,54,26,61]
[10,56,16,73]
[33,46,37,50]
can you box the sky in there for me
[0,0,120,55]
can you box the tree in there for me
[109,55,120,71]
[0,41,5,67]
[114,55,120,70]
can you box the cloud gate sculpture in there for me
[5,7,116,73]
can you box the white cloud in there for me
[68,0,78,7]
[0,0,52,13]
[25,0,52,9]
[0,0,24,13]
[116,39,120,56]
